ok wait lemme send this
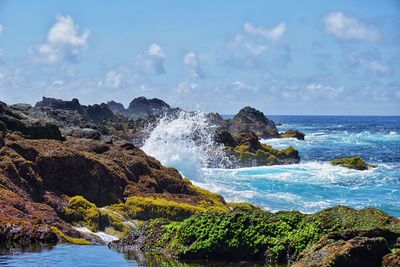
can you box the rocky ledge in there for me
[110,205,400,266]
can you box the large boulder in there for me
[126,97,172,119]
[331,156,375,170]
[226,106,279,139]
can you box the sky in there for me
[0,0,399,115]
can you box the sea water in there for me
[143,114,400,217]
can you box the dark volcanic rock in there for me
[227,106,279,139]
[35,97,82,112]
[0,102,63,140]
[85,103,117,124]
[126,97,172,119]
[107,101,126,114]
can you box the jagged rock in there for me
[280,129,305,140]
[107,101,126,114]
[85,103,117,124]
[126,97,172,119]
[0,102,63,140]
[226,106,279,139]
[35,97,82,111]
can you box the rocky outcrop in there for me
[225,106,279,139]
[331,156,375,170]
[0,131,224,246]
[107,97,178,120]
[110,206,400,265]
[280,129,305,140]
[0,102,63,140]
[215,130,300,167]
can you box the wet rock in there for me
[331,156,374,170]
[280,129,305,140]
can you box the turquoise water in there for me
[197,116,400,217]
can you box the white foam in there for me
[141,111,230,181]
[74,227,119,244]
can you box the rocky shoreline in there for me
[0,96,399,266]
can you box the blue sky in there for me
[0,0,399,115]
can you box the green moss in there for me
[330,156,371,170]
[233,143,298,167]
[137,206,400,263]
[124,196,208,221]
[63,196,100,232]
[50,226,92,245]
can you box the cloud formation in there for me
[323,12,380,42]
[346,50,391,74]
[136,43,166,74]
[30,15,91,64]
[0,24,3,35]
[183,51,205,78]
[243,22,286,42]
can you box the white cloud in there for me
[136,43,166,74]
[30,15,91,64]
[183,51,205,78]
[305,83,344,99]
[243,22,286,42]
[323,12,380,42]
[347,51,391,74]
[0,25,3,35]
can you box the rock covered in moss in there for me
[112,206,400,265]
[331,156,374,170]
[280,129,305,140]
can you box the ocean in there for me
[204,115,400,217]
[143,114,400,218]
